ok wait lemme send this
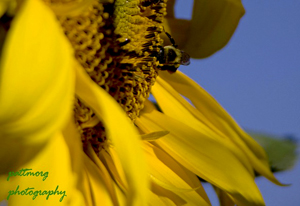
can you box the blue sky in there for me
[174,0,300,205]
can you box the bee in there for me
[156,31,190,73]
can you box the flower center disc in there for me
[46,0,167,152]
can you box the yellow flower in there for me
[0,0,281,206]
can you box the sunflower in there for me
[0,0,280,205]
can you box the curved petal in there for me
[0,131,85,205]
[62,117,95,205]
[81,144,116,206]
[213,186,235,206]
[0,0,74,172]
[152,75,253,174]
[143,142,211,206]
[74,62,149,205]
[0,0,83,204]
[158,71,282,185]
[148,190,177,206]
[164,0,245,58]
[136,101,265,206]
[141,131,170,141]
[98,148,128,194]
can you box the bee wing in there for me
[180,51,190,65]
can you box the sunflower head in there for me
[44,0,169,153]
[1,1,284,206]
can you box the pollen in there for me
[46,0,167,153]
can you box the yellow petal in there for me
[143,142,211,206]
[99,148,128,193]
[152,75,253,174]
[0,0,74,172]
[141,131,170,141]
[148,190,177,206]
[81,144,118,206]
[74,62,149,205]
[62,116,97,205]
[213,186,235,206]
[136,101,265,206]
[0,131,85,205]
[158,71,282,185]
[164,0,245,58]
